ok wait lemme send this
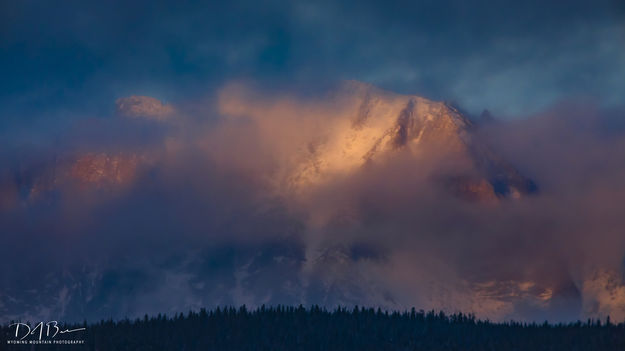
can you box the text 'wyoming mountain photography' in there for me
[1,0,625,350]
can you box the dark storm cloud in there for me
[1,0,623,136]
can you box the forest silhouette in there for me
[3,305,625,350]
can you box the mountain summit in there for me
[258,81,538,202]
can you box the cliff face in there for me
[69,153,139,188]
[2,152,142,206]
[280,81,537,201]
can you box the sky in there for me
[1,0,624,130]
[1,0,625,323]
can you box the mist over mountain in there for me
[1,82,625,324]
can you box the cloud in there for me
[2,82,625,324]
[1,0,624,325]
[199,84,625,322]
[116,96,175,120]
[0,0,622,136]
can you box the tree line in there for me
[2,305,625,350]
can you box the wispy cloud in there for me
[2,83,625,323]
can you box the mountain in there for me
[280,81,537,202]
[1,82,536,208]
[0,152,146,209]
[0,82,544,323]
